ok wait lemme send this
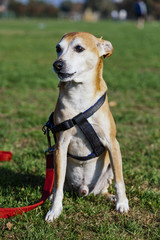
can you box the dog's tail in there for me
[79,184,89,196]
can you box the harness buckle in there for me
[42,123,47,135]
[44,127,56,155]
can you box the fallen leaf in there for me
[109,101,117,107]
[6,222,13,230]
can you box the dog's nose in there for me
[53,60,64,72]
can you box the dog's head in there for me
[53,32,113,82]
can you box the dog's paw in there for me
[107,194,117,203]
[116,198,129,213]
[45,206,62,222]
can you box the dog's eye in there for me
[74,45,85,53]
[56,45,62,54]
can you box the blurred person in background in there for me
[135,0,148,29]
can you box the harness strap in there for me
[43,92,107,161]
[83,92,106,119]
[67,152,96,161]
[73,113,105,157]
[45,92,106,134]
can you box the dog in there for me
[45,32,129,222]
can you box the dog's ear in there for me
[97,37,113,58]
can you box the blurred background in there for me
[0,0,159,21]
[0,1,160,239]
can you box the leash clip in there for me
[44,128,56,154]
[42,123,48,135]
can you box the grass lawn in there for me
[0,19,160,239]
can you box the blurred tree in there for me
[85,0,160,19]
[71,2,84,13]
[147,0,160,19]
[8,0,58,17]
[9,1,28,16]
[3,0,160,19]
[85,0,114,18]
[60,1,73,13]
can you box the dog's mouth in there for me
[57,72,76,80]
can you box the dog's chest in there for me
[68,118,110,156]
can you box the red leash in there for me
[0,151,12,161]
[0,151,54,218]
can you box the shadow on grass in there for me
[0,167,44,191]
[0,167,46,208]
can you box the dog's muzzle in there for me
[53,60,76,80]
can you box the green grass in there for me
[0,19,160,239]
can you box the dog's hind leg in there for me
[101,183,116,203]
[100,168,116,202]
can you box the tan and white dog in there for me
[45,32,129,222]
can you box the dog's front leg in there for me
[45,134,70,222]
[108,138,129,213]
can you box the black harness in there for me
[43,92,106,161]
